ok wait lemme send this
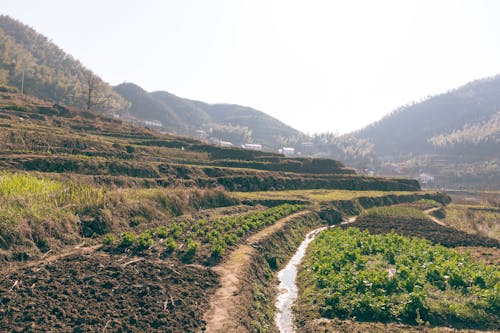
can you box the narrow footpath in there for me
[202,210,312,333]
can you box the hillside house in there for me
[417,172,435,184]
[241,143,263,151]
[279,147,295,156]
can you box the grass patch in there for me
[0,171,104,226]
[442,204,500,241]
[363,206,427,219]
[234,189,424,203]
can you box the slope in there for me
[0,15,128,112]
[114,83,305,149]
[351,75,500,189]
[355,75,500,157]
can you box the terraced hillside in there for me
[0,90,457,332]
[0,90,418,192]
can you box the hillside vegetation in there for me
[0,14,305,150]
[348,76,500,189]
[0,15,128,112]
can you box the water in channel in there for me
[274,226,327,333]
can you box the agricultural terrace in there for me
[234,189,440,203]
[297,227,500,331]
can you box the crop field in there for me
[296,204,500,332]
[103,203,304,264]
[300,228,499,329]
[346,207,500,248]
[234,189,422,202]
[0,91,483,332]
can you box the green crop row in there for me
[105,204,304,260]
[302,227,499,328]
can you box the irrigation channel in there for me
[275,217,357,333]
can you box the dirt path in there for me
[202,210,311,333]
[424,206,448,226]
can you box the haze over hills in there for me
[0,15,304,150]
[0,14,498,188]
[114,82,304,149]
[343,77,500,189]
[354,76,500,157]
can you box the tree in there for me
[83,71,104,111]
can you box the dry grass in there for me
[442,204,500,241]
[0,171,104,226]
[233,189,426,202]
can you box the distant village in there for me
[112,114,439,186]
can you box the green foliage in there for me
[163,237,177,252]
[0,15,129,111]
[186,238,200,256]
[119,232,136,248]
[154,226,169,239]
[102,234,116,246]
[0,171,104,226]
[136,231,153,249]
[364,206,427,219]
[304,227,499,327]
[104,204,304,260]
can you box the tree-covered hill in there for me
[0,15,128,112]
[349,76,500,189]
[114,82,305,149]
[0,15,303,150]
[354,76,500,157]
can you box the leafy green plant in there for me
[163,237,177,252]
[186,238,200,256]
[302,227,500,328]
[119,232,136,248]
[136,231,153,250]
[102,234,116,246]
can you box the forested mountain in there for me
[114,82,304,149]
[0,15,128,111]
[0,15,303,150]
[349,76,500,189]
[355,76,500,157]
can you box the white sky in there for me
[3,0,500,134]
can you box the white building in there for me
[241,143,263,151]
[279,147,295,156]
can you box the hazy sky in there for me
[3,0,500,134]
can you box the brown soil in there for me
[202,210,311,332]
[346,215,500,248]
[298,318,499,333]
[0,251,218,332]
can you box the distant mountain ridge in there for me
[114,82,304,149]
[350,75,500,189]
[0,15,128,111]
[354,76,500,157]
[0,15,304,150]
